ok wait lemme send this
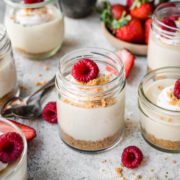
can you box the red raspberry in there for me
[174,79,180,99]
[24,0,44,4]
[161,18,177,32]
[122,146,143,169]
[0,132,24,163]
[42,102,57,124]
[71,59,99,83]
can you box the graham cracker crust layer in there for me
[144,130,180,150]
[61,129,122,151]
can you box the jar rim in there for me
[57,47,125,89]
[0,25,6,43]
[138,66,180,114]
[153,1,180,33]
[4,0,56,8]
[0,118,27,178]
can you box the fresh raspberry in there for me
[174,79,180,99]
[0,132,24,163]
[161,18,177,32]
[71,59,99,83]
[122,146,143,169]
[42,102,57,124]
[24,0,44,4]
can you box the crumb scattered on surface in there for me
[44,65,49,71]
[164,157,167,160]
[115,168,122,177]
[164,175,167,178]
[150,169,154,172]
[38,73,42,77]
[157,85,164,90]
[137,175,142,179]
[168,118,172,122]
[101,160,107,164]
[120,163,124,167]
[172,160,176,164]
[35,80,47,86]
[19,84,27,90]
[101,169,105,172]
[160,116,164,120]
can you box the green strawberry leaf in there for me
[111,12,131,29]
[130,0,153,9]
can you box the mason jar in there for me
[56,48,126,152]
[4,0,64,60]
[0,118,27,180]
[0,24,18,107]
[138,67,180,153]
[147,1,180,71]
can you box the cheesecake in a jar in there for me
[56,48,126,152]
[4,0,64,60]
[138,67,180,152]
[0,118,27,180]
[147,2,180,71]
[0,25,18,107]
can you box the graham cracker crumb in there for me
[35,80,47,86]
[164,175,167,178]
[150,169,154,172]
[101,160,107,164]
[160,116,164,120]
[137,175,142,179]
[157,85,164,90]
[44,66,49,71]
[38,73,42,77]
[115,168,122,177]
[172,160,176,164]
[120,163,124,167]
[168,118,172,122]
[164,157,167,160]
[167,88,180,107]
[101,169,105,172]
[19,84,27,90]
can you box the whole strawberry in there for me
[129,0,153,20]
[112,13,144,43]
[111,4,128,20]
[145,18,152,44]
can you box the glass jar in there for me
[0,118,27,180]
[138,67,180,153]
[56,48,126,152]
[60,0,97,18]
[0,24,18,107]
[4,0,64,60]
[147,2,180,71]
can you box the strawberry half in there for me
[145,18,152,44]
[106,49,135,78]
[0,119,36,142]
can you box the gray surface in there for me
[0,0,180,180]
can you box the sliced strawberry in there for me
[0,119,36,142]
[145,18,152,44]
[106,49,134,78]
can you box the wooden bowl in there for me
[102,23,148,56]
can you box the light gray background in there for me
[0,0,180,179]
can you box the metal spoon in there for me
[1,76,55,119]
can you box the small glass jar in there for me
[0,24,18,107]
[0,118,27,180]
[56,48,126,152]
[60,0,97,18]
[4,0,64,60]
[147,2,180,71]
[138,67,180,153]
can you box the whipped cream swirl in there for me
[157,85,180,111]
[15,7,51,26]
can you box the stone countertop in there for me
[0,1,180,180]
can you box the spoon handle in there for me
[27,76,55,103]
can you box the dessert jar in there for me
[0,118,27,180]
[0,24,18,107]
[147,2,180,71]
[56,48,126,152]
[138,67,180,153]
[4,0,64,60]
[60,0,97,18]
